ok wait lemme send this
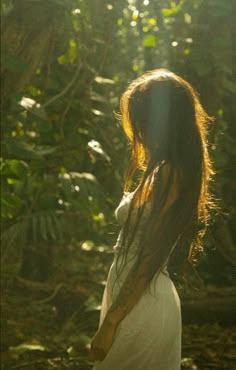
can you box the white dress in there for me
[93,192,181,370]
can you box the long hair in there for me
[117,69,214,282]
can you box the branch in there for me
[42,62,82,108]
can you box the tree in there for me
[1,0,235,282]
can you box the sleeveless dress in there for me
[93,192,182,370]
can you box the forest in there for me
[1,0,236,369]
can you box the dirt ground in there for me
[1,246,235,370]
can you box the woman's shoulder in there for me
[114,189,153,226]
[114,191,134,224]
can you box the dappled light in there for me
[1,0,235,369]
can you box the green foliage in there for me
[1,0,235,280]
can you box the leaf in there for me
[53,214,64,242]
[148,18,157,26]
[142,34,156,47]
[3,138,58,160]
[3,140,40,160]
[35,147,58,156]
[68,39,77,64]
[1,220,28,262]
[57,54,67,65]
[161,7,178,17]
[88,140,110,161]
[90,91,108,103]
[10,343,48,354]
[1,54,28,73]
[18,97,47,120]
[84,295,101,312]
[46,215,56,240]
[1,193,22,219]
[222,79,236,94]
[91,108,105,117]
[59,173,73,202]
[2,159,28,176]
[40,215,48,241]
[94,76,115,84]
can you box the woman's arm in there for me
[105,256,151,326]
[89,257,152,361]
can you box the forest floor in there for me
[1,243,236,370]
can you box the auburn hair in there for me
[117,69,214,281]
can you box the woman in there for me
[89,69,214,370]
